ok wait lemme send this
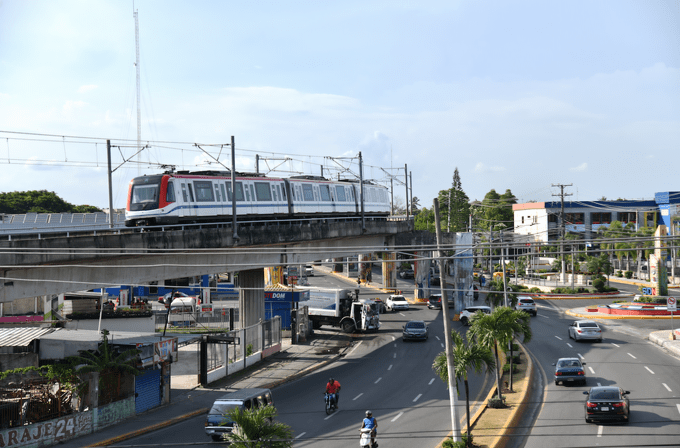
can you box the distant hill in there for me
[0,190,102,214]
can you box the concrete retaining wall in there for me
[63,315,154,332]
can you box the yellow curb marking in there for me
[87,407,209,447]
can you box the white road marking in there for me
[627,353,636,359]
[413,394,422,402]
[391,411,404,422]
[555,336,563,340]
[347,341,363,356]
[324,412,337,420]
[436,336,441,340]
[611,342,620,347]
[597,425,603,437]
[538,314,549,318]
[429,378,435,385]
[295,432,306,439]
[441,343,444,348]
[588,366,595,374]
[676,404,680,415]
[644,366,655,374]
[577,353,585,359]
[394,343,397,348]
[391,336,395,341]
[375,377,382,384]
[388,364,392,370]
[399,312,406,316]
[663,383,672,392]
[353,393,363,400]
[566,343,573,348]
[393,353,397,359]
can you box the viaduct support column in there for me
[382,236,397,290]
[239,268,265,328]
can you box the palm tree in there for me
[468,307,532,402]
[225,405,293,447]
[433,331,495,448]
[73,329,140,403]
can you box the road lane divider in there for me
[663,383,672,392]
[391,411,403,422]
[627,353,636,359]
[413,394,422,402]
[644,366,655,374]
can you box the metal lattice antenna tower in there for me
[134,8,141,174]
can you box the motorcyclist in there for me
[325,377,341,408]
[361,410,378,447]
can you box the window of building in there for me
[548,214,558,223]
[521,216,524,224]
[566,213,584,224]
[618,212,637,223]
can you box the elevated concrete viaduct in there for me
[0,219,417,310]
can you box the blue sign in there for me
[642,287,652,295]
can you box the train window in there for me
[335,186,346,202]
[254,182,272,201]
[187,184,195,202]
[249,185,256,201]
[279,183,286,200]
[220,184,227,202]
[193,181,214,202]
[181,184,188,202]
[214,184,221,202]
[244,184,251,201]
[302,184,314,201]
[226,182,245,201]
[271,186,277,202]
[131,184,158,204]
[319,185,331,201]
[166,182,176,203]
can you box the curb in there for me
[87,407,209,447]
[566,309,679,320]
[493,342,533,448]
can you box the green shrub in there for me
[593,278,605,292]
[442,434,473,448]
[504,355,521,364]
[488,396,506,408]
[616,270,623,277]
[612,300,625,304]
[528,287,542,293]
[625,271,633,279]
[503,363,519,373]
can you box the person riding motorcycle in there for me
[361,410,378,447]
[325,377,341,408]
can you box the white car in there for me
[386,295,409,312]
[459,306,491,326]
[568,320,603,342]
[515,296,537,316]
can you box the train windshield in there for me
[130,184,160,211]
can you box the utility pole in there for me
[552,184,573,283]
[409,170,413,215]
[107,140,113,228]
[133,8,141,174]
[404,164,409,219]
[433,198,460,443]
[231,136,239,241]
[359,152,365,231]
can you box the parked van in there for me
[204,388,274,441]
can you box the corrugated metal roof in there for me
[0,327,58,347]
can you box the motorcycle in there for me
[324,392,337,415]
[359,427,378,448]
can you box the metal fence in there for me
[0,379,77,429]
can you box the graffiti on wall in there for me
[0,413,92,447]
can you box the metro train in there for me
[125,171,391,227]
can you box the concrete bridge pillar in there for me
[239,269,265,329]
[382,236,397,289]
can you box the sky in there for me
[0,0,679,210]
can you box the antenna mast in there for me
[134,8,141,173]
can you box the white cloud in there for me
[474,163,505,173]
[570,163,588,172]
[62,100,87,113]
[78,85,98,93]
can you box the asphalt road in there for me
[520,296,680,448]
[106,269,492,447]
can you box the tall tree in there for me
[433,331,495,448]
[438,168,470,232]
[0,190,102,214]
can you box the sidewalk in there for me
[64,329,352,447]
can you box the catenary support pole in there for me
[433,198,460,443]
[231,136,239,241]
[107,140,114,228]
